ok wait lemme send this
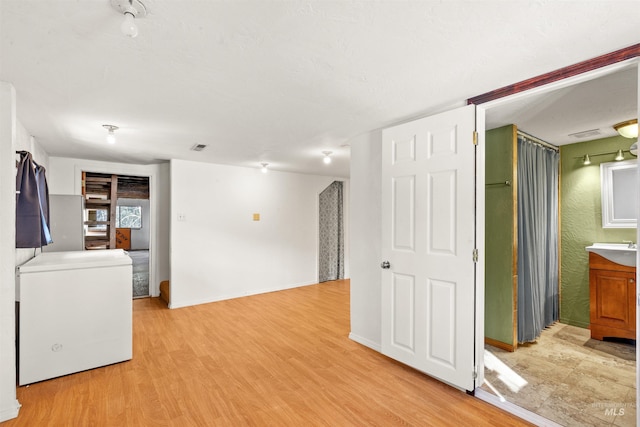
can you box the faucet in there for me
[623,240,636,249]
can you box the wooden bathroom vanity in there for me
[589,252,636,341]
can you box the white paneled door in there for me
[381,104,477,391]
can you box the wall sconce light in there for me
[630,142,638,157]
[111,0,147,38]
[260,163,268,173]
[577,148,634,166]
[102,124,119,144]
[322,151,332,164]
[613,119,638,139]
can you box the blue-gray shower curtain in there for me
[517,136,559,343]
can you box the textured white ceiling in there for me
[1,1,638,177]
[486,66,638,145]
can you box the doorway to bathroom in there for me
[476,55,639,425]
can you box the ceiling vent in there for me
[568,129,602,139]
[191,144,207,152]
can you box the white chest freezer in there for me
[16,250,132,385]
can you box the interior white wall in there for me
[348,130,382,351]
[341,180,351,280]
[0,82,20,422]
[117,198,150,250]
[157,162,171,288]
[636,63,640,427]
[47,157,170,296]
[170,159,348,309]
[0,83,52,422]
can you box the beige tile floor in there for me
[483,323,636,427]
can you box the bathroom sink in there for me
[585,243,637,267]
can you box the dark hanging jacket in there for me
[34,162,51,242]
[16,151,52,248]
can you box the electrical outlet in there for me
[177,212,186,221]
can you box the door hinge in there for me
[472,248,478,263]
[472,366,478,380]
[472,131,478,146]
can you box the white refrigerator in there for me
[16,250,132,385]
[42,194,84,252]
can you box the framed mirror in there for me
[601,159,638,228]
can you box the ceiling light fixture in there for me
[261,163,268,173]
[110,0,147,38]
[615,149,625,161]
[582,154,591,166]
[121,12,138,38]
[322,151,332,164]
[613,119,638,139]
[102,124,119,144]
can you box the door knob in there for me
[381,261,391,269]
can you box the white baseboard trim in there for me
[348,332,381,352]
[474,388,561,427]
[0,400,21,423]
[169,280,317,309]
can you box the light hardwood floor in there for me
[7,280,530,426]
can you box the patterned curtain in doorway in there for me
[318,181,344,283]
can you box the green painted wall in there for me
[485,125,516,345]
[560,135,636,328]
[485,130,635,337]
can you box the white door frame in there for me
[473,58,640,426]
[74,165,159,297]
